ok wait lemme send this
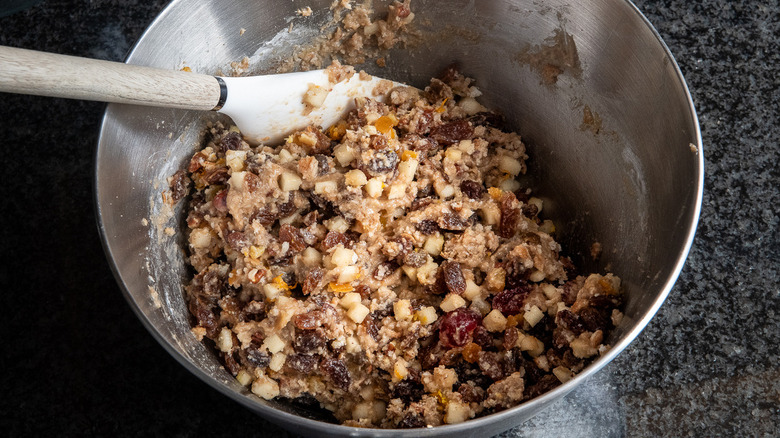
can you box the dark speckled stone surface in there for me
[1,0,777,436]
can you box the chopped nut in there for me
[339,292,362,309]
[423,233,444,256]
[552,366,573,383]
[251,374,280,400]
[269,352,287,372]
[345,169,368,187]
[262,334,285,354]
[333,144,356,166]
[463,279,481,301]
[347,302,370,323]
[483,309,507,332]
[524,305,545,327]
[416,306,438,325]
[394,299,412,321]
[498,156,523,175]
[279,171,303,192]
[314,180,338,194]
[440,293,466,312]
[364,177,384,198]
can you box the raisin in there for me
[364,149,399,176]
[392,379,424,404]
[169,170,190,202]
[477,350,513,381]
[439,308,481,348]
[364,313,380,341]
[492,285,532,316]
[410,196,433,211]
[295,329,326,353]
[245,345,270,368]
[204,167,230,185]
[251,206,277,226]
[241,300,266,322]
[395,1,411,19]
[278,198,297,218]
[590,294,621,310]
[320,358,351,391]
[579,306,611,332]
[523,359,546,385]
[438,212,468,231]
[521,202,539,218]
[302,210,319,226]
[188,296,219,338]
[503,327,519,351]
[419,339,444,370]
[415,219,439,235]
[458,383,485,404]
[308,193,342,219]
[561,281,579,306]
[504,261,529,290]
[525,374,560,400]
[302,268,323,295]
[462,342,482,363]
[225,231,249,252]
[313,154,330,175]
[498,192,520,238]
[219,131,242,153]
[441,261,466,295]
[322,231,351,250]
[391,235,414,259]
[293,311,323,330]
[188,152,207,172]
[213,189,228,212]
[413,110,435,135]
[369,134,388,150]
[355,284,371,300]
[467,112,506,130]
[430,120,473,145]
[279,224,307,252]
[557,309,586,335]
[471,326,494,350]
[403,251,427,268]
[286,354,318,374]
[397,412,426,429]
[373,261,399,280]
[221,351,241,376]
[459,180,485,200]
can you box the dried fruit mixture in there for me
[174,65,624,428]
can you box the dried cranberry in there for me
[320,358,351,391]
[430,120,473,145]
[169,170,190,202]
[441,261,466,295]
[492,285,532,316]
[286,354,318,373]
[439,308,481,348]
[460,180,485,200]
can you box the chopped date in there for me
[286,353,318,374]
[460,180,485,200]
[169,170,190,202]
[294,328,327,353]
[302,268,324,295]
[492,285,533,316]
[320,358,351,391]
[279,224,307,252]
[430,120,473,145]
[439,308,481,348]
[441,261,466,295]
[498,192,520,238]
[415,219,439,235]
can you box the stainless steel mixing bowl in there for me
[96,0,703,436]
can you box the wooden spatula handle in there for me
[0,45,221,110]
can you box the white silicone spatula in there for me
[0,45,405,144]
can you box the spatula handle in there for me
[0,45,222,110]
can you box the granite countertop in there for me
[1,0,777,436]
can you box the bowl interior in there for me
[96,0,702,436]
